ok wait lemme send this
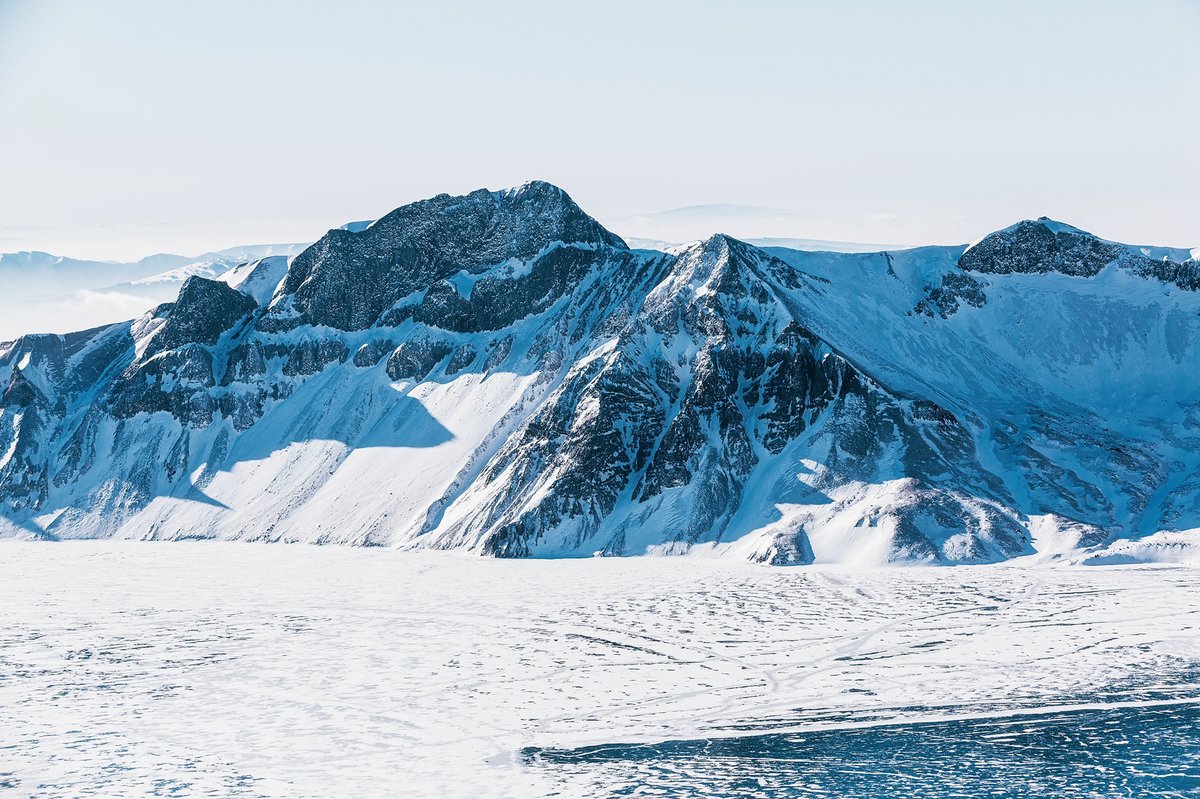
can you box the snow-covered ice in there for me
[1,541,1197,797]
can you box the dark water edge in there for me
[526,702,1200,798]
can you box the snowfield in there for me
[2,542,1198,797]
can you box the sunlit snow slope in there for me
[1,186,1198,564]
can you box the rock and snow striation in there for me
[1,183,1198,564]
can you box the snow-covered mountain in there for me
[2,183,1198,564]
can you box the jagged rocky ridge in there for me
[2,183,1198,563]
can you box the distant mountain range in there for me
[0,216,888,342]
[1,182,1198,564]
[0,242,311,342]
[604,203,905,254]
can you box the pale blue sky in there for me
[1,0,1197,259]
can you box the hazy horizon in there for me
[1,0,1196,261]
[0,190,1192,265]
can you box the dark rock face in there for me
[102,278,256,429]
[275,181,628,331]
[109,345,218,425]
[222,340,268,384]
[957,218,1199,294]
[0,325,133,520]
[2,367,41,409]
[144,277,257,358]
[456,236,1022,563]
[0,367,51,514]
[280,338,349,377]
[399,245,645,333]
[352,340,395,368]
[0,185,1195,561]
[386,338,453,381]
[446,344,478,375]
[914,272,988,318]
[960,219,1121,277]
[1129,257,1200,291]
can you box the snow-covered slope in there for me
[1,187,1197,564]
[764,218,1200,558]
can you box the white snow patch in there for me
[1083,529,1200,565]
[0,542,1196,798]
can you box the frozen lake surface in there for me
[529,702,1200,797]
[1,542,1198,797]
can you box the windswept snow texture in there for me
[2,182,1200,564]
[1,543,1197,797]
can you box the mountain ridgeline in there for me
[2,183,1198,564]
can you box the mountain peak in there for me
[970,217,1098,247]
[960,218,1119,278]
[275,182,628,331]
[143,276,257,358]
[695,232,759,256]
[1031,217,1095,236]
[497,179,567,199]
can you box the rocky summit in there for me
[1,183,1198,564]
